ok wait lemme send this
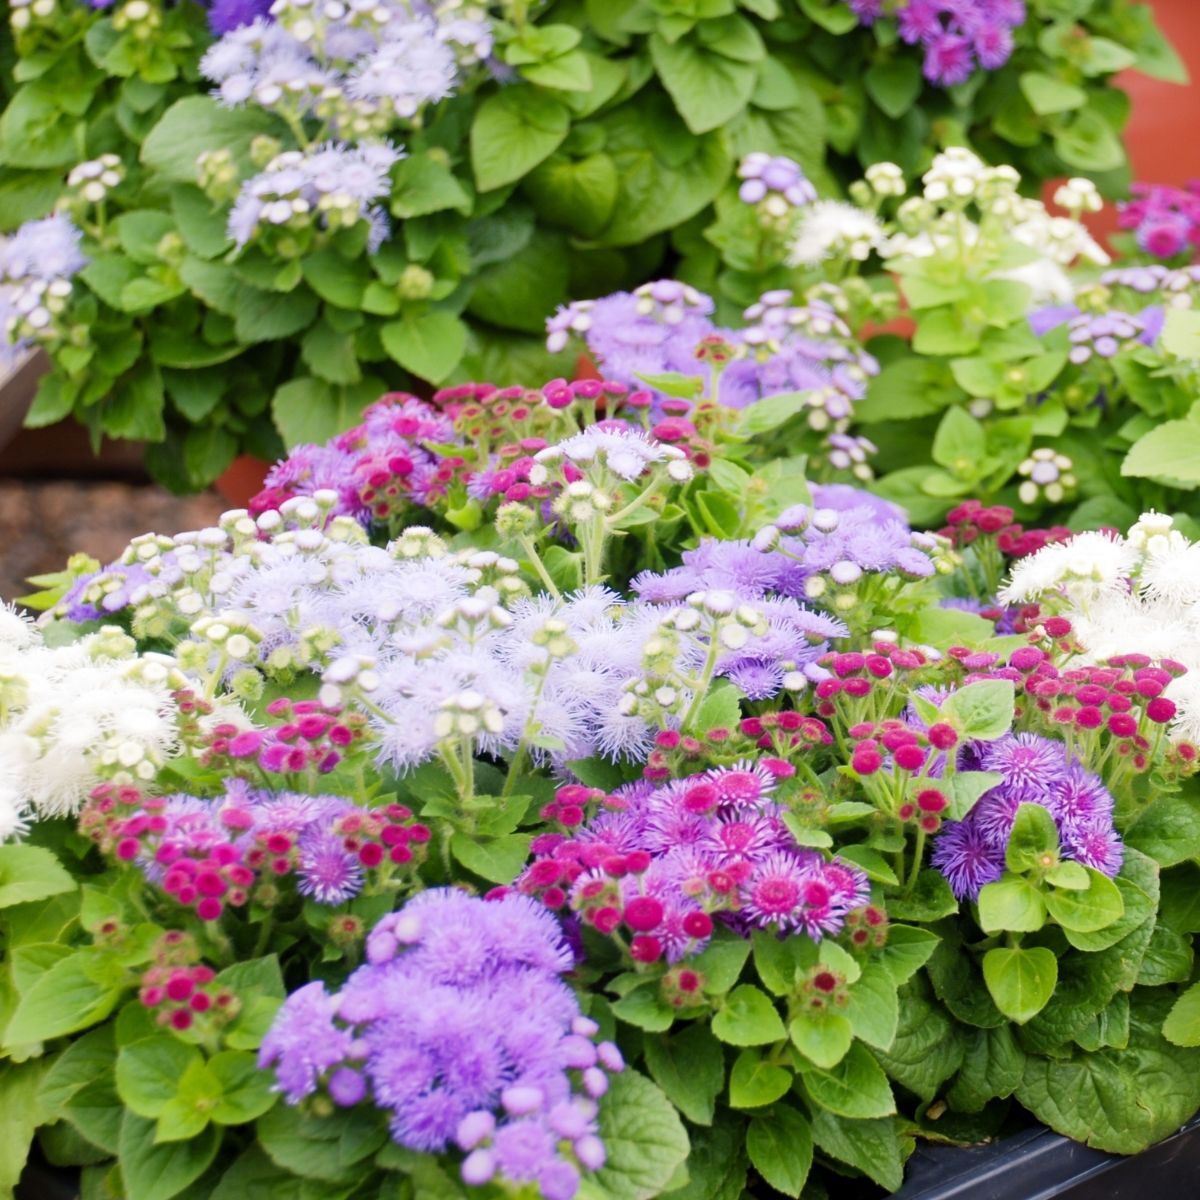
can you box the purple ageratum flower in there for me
[897,0,944,45]
[847,0,884,21]
[1061,818,1124,876]
[931,816,1006,899]
[297,828,364,904]
[206,0,272,34]
[977,733,1070,804]
[740,850,870,938]
[258,982,357,1103]
[1137,213,1192,259]
[809,483,907,525]
[737,153,818,208]
[259,890,617,1200]
[924,32,975,85]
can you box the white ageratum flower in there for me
[1053,177,1103,216]
[999,530,1138,605]
[0,613,186,830]
[921,147,986,204]
[1000,512,1200,745]
[788,201,884,267]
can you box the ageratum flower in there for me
[513,763,870,959]
[259,890,620,1200]
[932,733,1122,900]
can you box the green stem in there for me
[518,534,561,599]
[906,828,927,896]
[252,914,275,959]
[680,630,722,733]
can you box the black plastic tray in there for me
[894,1117,1200,1199]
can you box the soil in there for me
[0,479,225,603]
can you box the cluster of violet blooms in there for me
[1118,182,1200,259]
[846,0,1026,85]
[931,732,1123,899]
[259,888,621,1200]
[545,268,881,460]
[509,763,872,965]
[0,214,87,365]
[80,777,430,919]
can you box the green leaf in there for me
[912,307,979,356]
[1044,869,1124,933]
[799,1042,895,1119]
[119,1112,220,1200]
[871,980,964,1101]
[1019,71,1086,115]
[4,949,124,1047]
[302,320,361,386]
[877,925,940,986]
[650,32,758,134]
[865,58,922,119]
[156,1057,221,1142]
[947,1025,1025,1113]
[0,1058,52,1196]
[471,88,570,192]
[690,932,752,995]
[977,875,1047,934]
[1125,793,1200,868]
[116,1037,203,1120]
[0,844,75,907]
[258,1105,385,1184]
[886,870,958,923]
[1054,108,1125,173]
[381,312,468,384]
[788,1008,852,1070]
[908,607,995,651]
[609,984,676,1032]
[932,407,987,476]
[692,681,742,733]
[809,1109,903,1192]
[734,391,806,436]
[659,1115,746,1200]
[234,286,318,344]
[745,1105,812,1198]
[39,1025,116,1118]
[845,962,899,1051]
[940,679,1015,742]
[1017,991,1200,1155]
[449,832,532,885]
[141,96,277,183]
[577,1071,689,1200]
[391,153,472,219]
[982,946,1057,1024]
[946,772,1003,822]
[299,250,368,309]
[752,930,816,996]
[594,94,729,247]
[0,85,81,168]
[643,1024,724,1126]
[728,1050,792,1109]
[524,154,619,238]
[1122,419,1200,486]
[1163,980,1200,1048]
[272,376,347,448]
[712,985,785,1047]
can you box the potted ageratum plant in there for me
[0,0,1183,490]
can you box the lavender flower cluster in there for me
[0,214,87,365]
[847,0,1026,86]
[545,275,879,440]
[514,764,872,958]
[200,0,489,139]
[227,141,401,249]
[932,733,1123,899]
[259,889,620,1200]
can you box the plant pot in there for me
[214,454,272,508]
[0,348,48,454]
[893,1115,1200,1199]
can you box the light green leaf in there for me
[471,88,570,192]
[380,312,468,384]
[119,1112,221,1200]
[799,1041,895,1119]
[745,1105,812,1198]
[1044,870,1125,933]
[788,1008,852,1070]
[0,845,75,907]
[712,985,786,1047]
[449,833,532,885]
[977,874,1048,934]
[728,1050,792,1109]
[982,946,1057,1024]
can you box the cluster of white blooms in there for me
[63,155,124,208]
[1000,511,1200,743]
[798,149,1108,303]
[0,215,87,366]
[0,608,185,836]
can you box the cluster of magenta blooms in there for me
[508,766,872,963]
[249,378,715,529]
[846,0,1026,86]
[1118,182,1200,260]
[259,889,622,1200]
[81,776,431,920]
